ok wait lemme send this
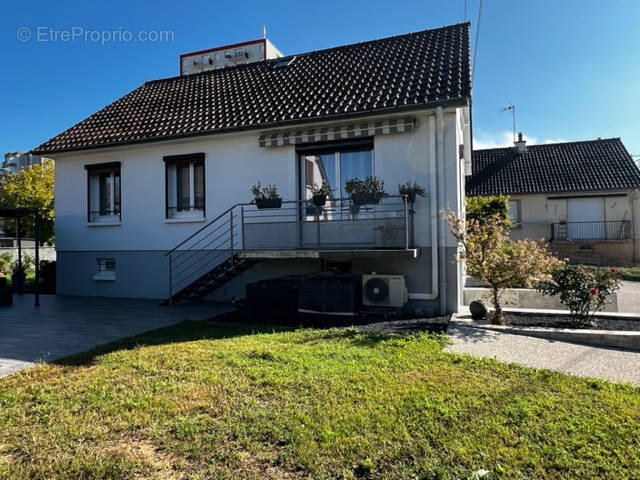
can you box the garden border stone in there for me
[452,316,640,351]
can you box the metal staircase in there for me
[163,195,412,305]
[163,205,255,305]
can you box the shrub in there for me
[445,211,563,324]
[466,196,510,223]
[0,252,12,275]
[538,265,621,326]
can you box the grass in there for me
[1,321,639,479]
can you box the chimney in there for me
[514,132,527,154]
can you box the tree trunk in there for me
[491,285,505,325]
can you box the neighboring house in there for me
[467,136,640,266]
[31,23,472,314]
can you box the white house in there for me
[32,23,472,314]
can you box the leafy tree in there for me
[466,195,510,223]
[445,211,563,324]
[0,160,55,244]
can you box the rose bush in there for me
[538,265,621,326]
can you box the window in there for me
[164,153,205,219]
[508,200,521,225]
[94,258,116,280]
[85,162,121,223]
[299,140,373,203]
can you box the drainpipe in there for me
[408,114,440,302]
[632,189,639,265]
[436,106,448,315]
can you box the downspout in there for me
[632,189,639,265]
[408,114,439,301]
[436,106,448,314]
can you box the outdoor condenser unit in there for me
[362,274,408,308]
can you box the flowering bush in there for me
[538,265,621,326]
[445,212,563,324]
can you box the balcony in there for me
[238,195,416,258]
[551,221,631,242]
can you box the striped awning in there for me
[258,117,417,147]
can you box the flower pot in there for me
[255,198,282,209]
[306,205,322,217]
[349,204,361,217]
[11,272,26,293]
[350,192,379,205]
[312,194,327,207]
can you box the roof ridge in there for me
[473,137,622,152]
[146,22,471,85]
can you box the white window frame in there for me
[86,163,121,224]
[165,154,205,220]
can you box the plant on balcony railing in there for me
[346,176,387,206]
[398,181,426,204]
[251,182,282,209]
[310,181,334,207]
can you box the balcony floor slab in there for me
[238,249,421,260]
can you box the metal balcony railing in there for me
[551,221,631,241]
[240,195,411,251]
[164,195,413,304]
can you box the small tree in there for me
[445,212,563,324]
[0,160,55,244]
[466,195,510,223]
[538,265,620,326]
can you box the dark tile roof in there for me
[467,138,640,196]
[33,23,471,155]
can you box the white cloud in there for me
[473,130,568,150]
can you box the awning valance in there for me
[258,117,417,148]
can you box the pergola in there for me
[0,208,41,306]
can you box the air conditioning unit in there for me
[362,274,408,308]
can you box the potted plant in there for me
[310,181,333,207]
[11,262,26,293]
[398,181,426,204]
[347,176,387,205]
[251,182,283,209]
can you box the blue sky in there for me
[2,0,639,157]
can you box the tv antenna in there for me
[500,105,516,143]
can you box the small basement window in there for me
[94,258,116,281]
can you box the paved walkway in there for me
[447,323,640,386]
[619,281,640,314]
[0,295,229,377]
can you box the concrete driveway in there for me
[0,294,230,377]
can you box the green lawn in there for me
[1,321,639,479]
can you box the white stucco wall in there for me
[53,106,470,311]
